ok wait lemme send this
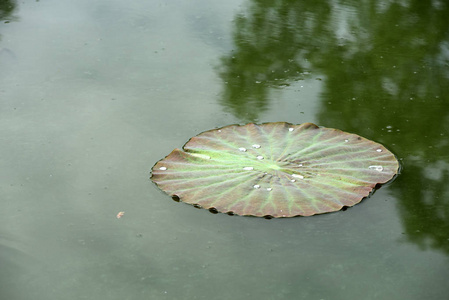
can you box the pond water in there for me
[1,0,448,299]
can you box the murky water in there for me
[1,0,448,299]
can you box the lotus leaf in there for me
[151,122,399,217]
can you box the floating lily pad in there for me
[151,122,399,218]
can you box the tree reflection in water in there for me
[0,0,17,24]
[218,0,449,255]
[0,0,18,64]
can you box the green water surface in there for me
[1,0,448,299]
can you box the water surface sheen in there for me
[0,0,448,299]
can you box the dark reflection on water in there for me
[219,0,449,255]
[217,0,328,121]
[396,163,449,255]
[0,0,17,67]
[0,0,17,22]
[312,1,449,256]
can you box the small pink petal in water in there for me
[116,211,125,219]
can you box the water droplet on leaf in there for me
[369,165,383,172]
[159,167,167,171]
[243,167,254,171]
[292,174,304,179]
